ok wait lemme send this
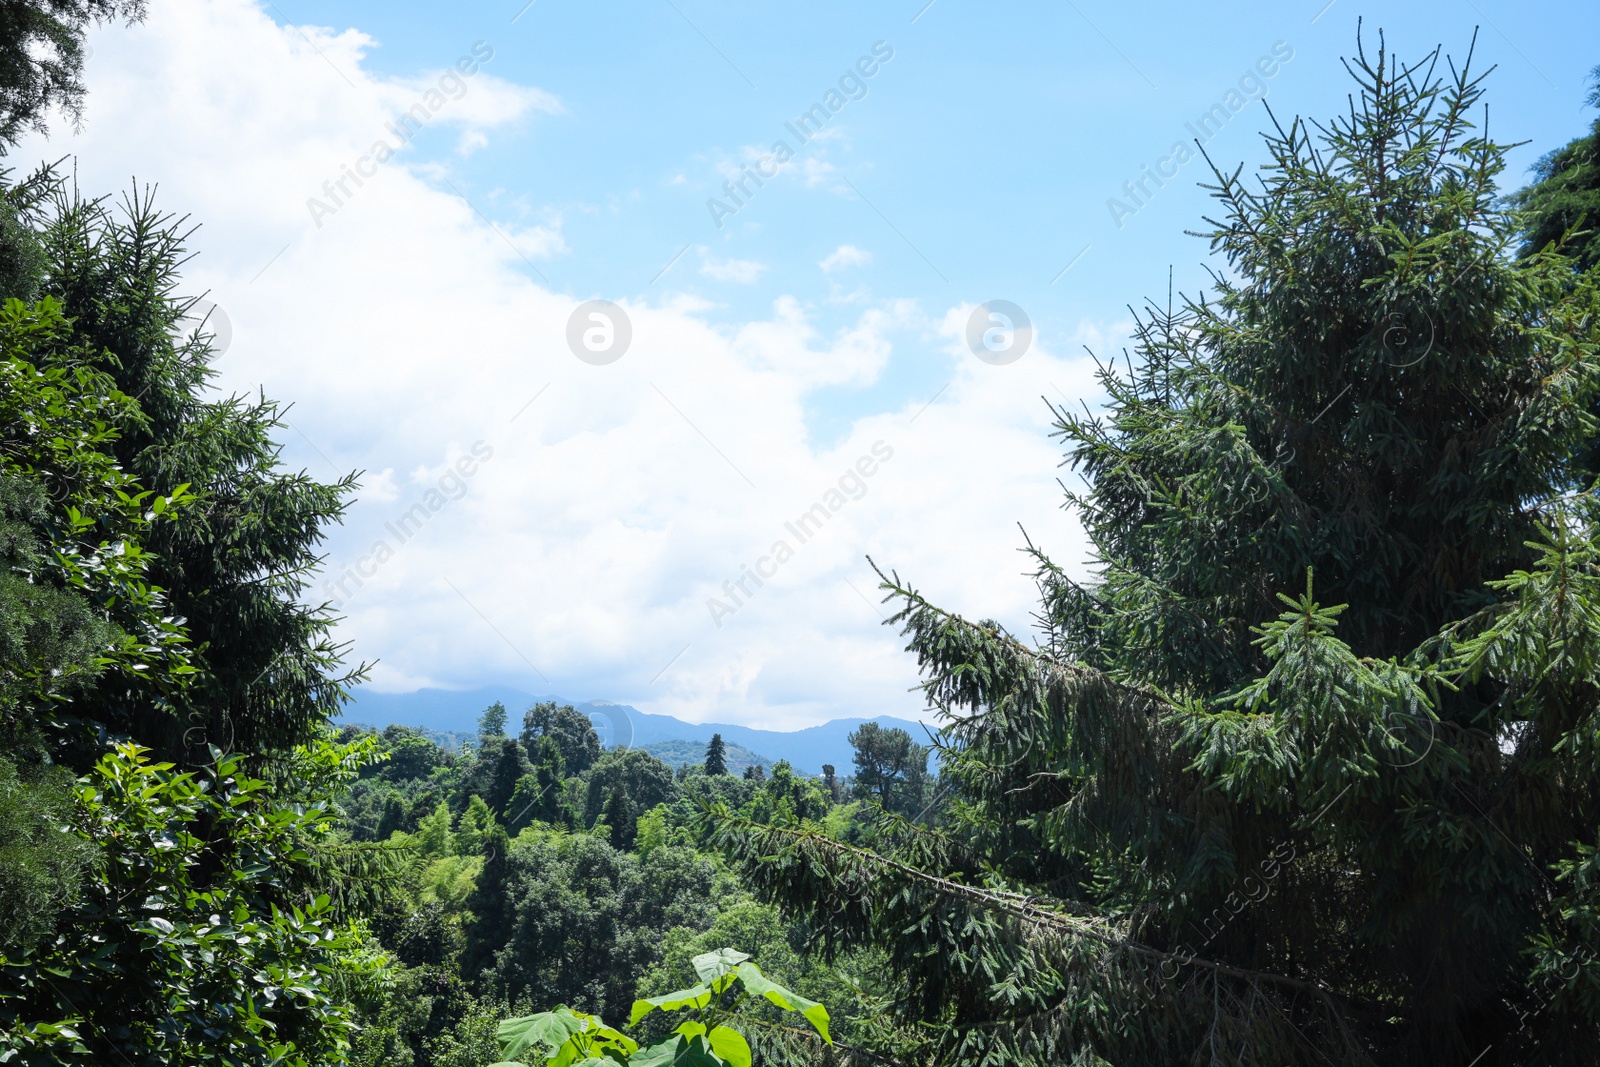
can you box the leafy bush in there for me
[0,743,374,1065]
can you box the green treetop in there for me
[704,733,728,776]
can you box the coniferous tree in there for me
[603,787,635,851]
[0,179,363,764]
[710,34,1600,1066]
[1513,63,1600,272]
[0,0,147,145]
[375,793,406,840]
[704,733,728,776]
[1514,66,1600,479]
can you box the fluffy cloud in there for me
[19,0,1115,730]
[820,244,871,272]
[699,250,768,283]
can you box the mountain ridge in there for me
[338,686,935,776]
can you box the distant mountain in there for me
[640,739,771,775]
[337,686,934,776]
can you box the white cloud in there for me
[820,244,871,272]
[22,0,1114,730]
[698,250,767,283]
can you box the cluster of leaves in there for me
[0,741,386,1065]
[22,176,362,762]
[0,292,194,757]
[707,32,1600,1067]
[492,948,831,1067]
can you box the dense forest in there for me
[5,5,1600,1066]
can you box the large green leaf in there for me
[706,1026,752,1067]
[629,984,713,1026]
[497,1007,637,1066]
[630,1034,723,1067]
[498,1009,585,1062]
[690,947,750,992]
[733,963,832,1044]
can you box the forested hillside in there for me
[4,9,1600,1067]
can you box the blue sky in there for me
[275,0,1599,444]
[24,0,1600,727]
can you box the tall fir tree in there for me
[704,732,728,776]
[0,177,362,764]
[710,33,1600,1066]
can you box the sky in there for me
[15,0,1600,729]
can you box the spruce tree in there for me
[0,178,362,764]
[704,732,728,775]
[1512,63,1600,272]
[1513,66,1600,478]
[603,787,635,851]
[709,34,1600,1066]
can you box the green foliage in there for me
[481,736,533,820]
[415,800,455,860]
[381,725,451,782]
[846,724,929,817]
[643,738,771,777]
[0,0,147,145]
[5,176,362,763]
[707,34,1600,1066]
[634,803,669,859]
[466,831,723,1024]
[0,294,195,751]
[0,743,370,1065]
[493,1006,637,1066]
[425,996,511,1067]
[456,794,498,856]
[1513,64,1600,273]
[0,757,97,957]
[505,737,569,833]
[604,786,637,850]
[583,748,675,830]
[521,701,601,776]
[704,733,728,776]
[492,949,831,1067]
[480,701,509,739]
